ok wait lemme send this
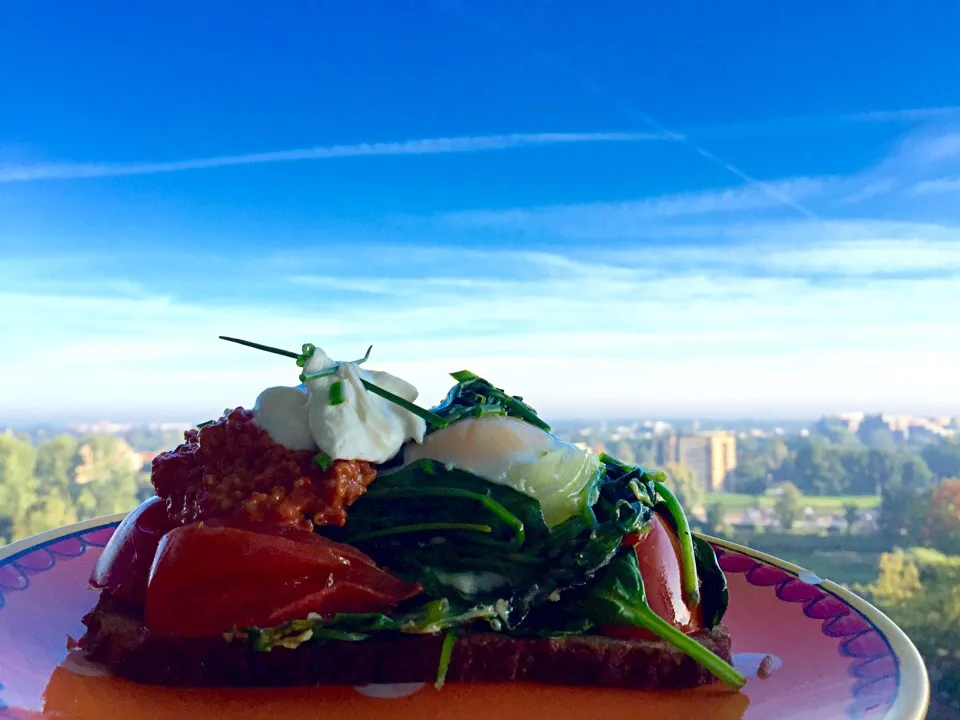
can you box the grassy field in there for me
[771,549,882,587]
[705,492,880,512]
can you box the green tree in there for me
[923,439,960,481]
[72,436,142,520]
[728,437,789,495]
[27,434,81,538]
[858,423,897,449]
[19,492,78,538]
[926,478,960,554]
[662,462,704,515]
[878,485,929,546]
[777,438,846,495]
[33,435,78,494]
[0,435,39,543]
[843,503,859,536]
[774,482,803,531]
[862,550,960,720]
[897,453,934,491]
[728,456,770,495]
[765,438,790,466]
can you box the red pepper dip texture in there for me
[151,408,377,530]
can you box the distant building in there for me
[653,432,737,492]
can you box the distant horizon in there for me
[3,404,955,430]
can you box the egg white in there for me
[402,415,601,527]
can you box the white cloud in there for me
[0,132,665,183]
[440,178,826,235]
[6,126,960,422]
[839,178,896,204]
[4,232,960,422]
[908,176,960,196]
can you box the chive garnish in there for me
[197,420,215,428]
[434,631,457,690]
[299,367,339,382]
[221,336,446,427]
[360,380,448,428]
[219,336,299,359]
[653,481,701,608]
[354,345,373,365]
[450,370,479,382]
[313,452,333,471]
[329,381,345,405]
[296,343,317,368]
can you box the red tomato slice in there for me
[144,521,422,637]
[601,511,703,641]
[89,496,175,605]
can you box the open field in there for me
[758,548,882,587]
[705,492,881,512]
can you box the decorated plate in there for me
[0,516,928,720]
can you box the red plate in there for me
[0,516,928,720]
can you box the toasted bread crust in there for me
[80,595,731,689]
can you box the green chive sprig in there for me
[219,336,447,428]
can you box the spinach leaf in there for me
[334,459,550,549]
[229,598,501,652]
[325,459,648,628]
[431,372,550,431]
[575,549,745,689]
[692,534,729,628]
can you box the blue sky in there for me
[2,2,959,423]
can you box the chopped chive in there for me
[450,369,479,382]
[220,335,447,428]
[501,394,551,431]
[599,452,631,470]
[297,343,317,368]
[197,420,215,428]
[313,452,333,471]
[361,379,448,428]
[653,481,701,608]
[434,631,457,690]
[300,367,340,382]
[329,380,345,405]
[354,345,373,365]
[219,336,299,359]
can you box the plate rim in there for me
[0,517,931,720]
[703,533,929,720]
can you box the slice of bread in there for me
[80,594,731,689]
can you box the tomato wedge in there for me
[601,511,703,640]
[90,496,175,606]
[144,521,423,637]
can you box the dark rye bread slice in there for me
[80,596,732,689]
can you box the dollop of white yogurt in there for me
[252,347,426,463]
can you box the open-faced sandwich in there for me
[79,338,745,691]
